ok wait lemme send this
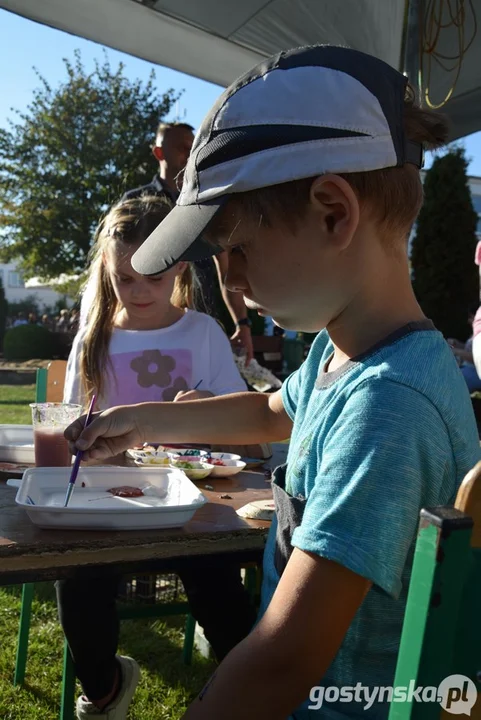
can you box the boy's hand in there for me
[174,390,214,402]
[65,406,146,461]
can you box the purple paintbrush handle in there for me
[64,394,97,507]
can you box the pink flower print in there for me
[130,350,176,388]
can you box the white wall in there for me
[0,262,73,311]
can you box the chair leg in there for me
[182,614,196,666]
[14,583,35,686]
[60,639,76,720]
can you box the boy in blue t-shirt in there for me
[68,46,481,719]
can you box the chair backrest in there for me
[35,360,68,403]
[456,462,481,546]
[252,335,284,374]
[388,463,481,719]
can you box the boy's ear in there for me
[152,145,164,162]
[309,174,360,249]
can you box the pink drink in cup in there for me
[30,403,82,467]
[33,427,71,467]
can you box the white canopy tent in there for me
[1,0,480,139]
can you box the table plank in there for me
[0,443,288,583]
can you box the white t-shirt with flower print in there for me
[63,310,247,410]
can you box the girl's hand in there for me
[174,390,214,402]
[65,405,147,462]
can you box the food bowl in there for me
[205,459,246,478]
[163,447,208,458]
[206,452,241,462]
[127,446,172,462]
[133,452,171,467]
[168,457,213,481]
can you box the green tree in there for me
[411,147,479,341]
[51,273,87,304]
[0,50,180,279]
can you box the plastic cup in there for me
[30,402,82,467]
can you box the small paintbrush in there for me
[63,394,96,508]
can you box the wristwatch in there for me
[236,317,252,328]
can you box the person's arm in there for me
[213,252,254,365]
[182,549,370,720]
[67,389,291,461]
[204,315,248,395]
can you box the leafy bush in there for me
[3,324,56,361]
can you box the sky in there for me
[1,7,481,175]
[0,9,223,136]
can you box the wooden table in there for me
[0,444,287,586]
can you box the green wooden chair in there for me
[13,365,197,720]
[388,461,481,719]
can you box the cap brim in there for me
[131,198,225,275]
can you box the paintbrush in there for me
[63,394,96,508]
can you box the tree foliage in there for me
[411,147,479,341]
[49,273,86,304]
[0,50,180,279]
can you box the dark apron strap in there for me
[272,464,307,577]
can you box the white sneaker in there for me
[76,656,140,719]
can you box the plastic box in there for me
[15,466,207,531]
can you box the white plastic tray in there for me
[14,466,208,530]
[0,425,34,464]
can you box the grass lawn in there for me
[0,385,36,424]
[0,385,215,719]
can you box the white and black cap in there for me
[132,45,424,275]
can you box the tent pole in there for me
[402,0,423,100]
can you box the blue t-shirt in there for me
[258,321,481,719]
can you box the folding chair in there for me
[388,461,481,718]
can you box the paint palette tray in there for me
[0,425,35,464]
[14,466,207,531]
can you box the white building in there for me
[0,262,74,311]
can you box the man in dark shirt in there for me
[122,122,254,363]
